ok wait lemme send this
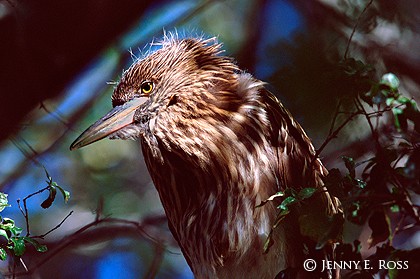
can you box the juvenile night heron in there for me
[71,35,342,279]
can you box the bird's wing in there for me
[260,88,326,190]
[259,88,343,278]
[260,87,343,240]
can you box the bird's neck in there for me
[141,134,282,274]
[140,108,281,276]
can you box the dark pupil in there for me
[142,83,151,92]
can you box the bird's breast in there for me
[140,115,284,275]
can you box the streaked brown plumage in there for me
[71,34,342,279]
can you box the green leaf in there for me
[1,218,15,230]
[342,156,356,178]
[367,210,390,248]
[0,192,10,212]
[0,248,7,261]
[390,204,400,213]
[381,73,400,90]
[23,237,48,253]
[56,185,71,203]
[11,237,26,257]
[41,198,53,209]
[356,179,367,189]
[393,107,403,115]
[324,168,344,198]
[316,213,345,249]
[273,209,290,229]
[41,186,57,209]
[1,218,22,237]
[256,192,284,208]
[263,230,274,254]
[0,229,9,240]
[397,96,411,104]
[351,202,360,218]
[284,187,297,197]
[36,244,48,253]
[278,196,297,211]
[353,240,362,254]
[10,226,23,236]
[298,188,317,200]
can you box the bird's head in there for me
[70,36,239,151]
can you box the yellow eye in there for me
[140,81,153,95]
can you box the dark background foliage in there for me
[0,0,419,278]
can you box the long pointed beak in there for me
[70,97,148,150]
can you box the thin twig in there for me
[354,156,375,168]
[39,102,71,128]
[314,109,361,162]
[390,175,420,222]
[33,211,74,239]
[354,97,381,151]
[95,197,104,222]
[391,147,412,169]
[143,242,165,279]
[375,104,381,130]
[365,103,404,118]
[19,258,28,273]
[0,75,111,190]
[391,213,406,245]
[17,186,50,236]
[328,99,343,136]
[4,216,169,277]
[397,223,417,233]
[344,0,374,59]
[9,136,42,167]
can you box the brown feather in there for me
[106,35,342,278]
